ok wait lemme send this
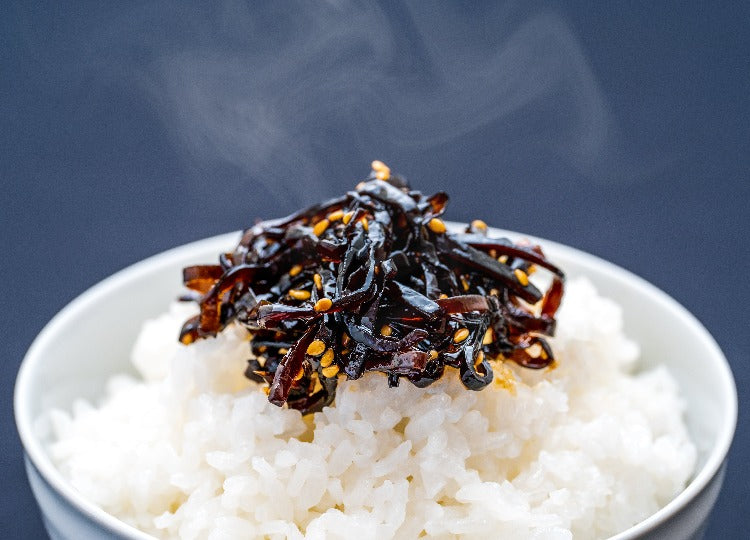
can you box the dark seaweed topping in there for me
[179,163,565,414]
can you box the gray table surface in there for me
[2,2,747,538]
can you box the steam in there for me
[95,2,631,204]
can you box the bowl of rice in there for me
[15,223,736,540]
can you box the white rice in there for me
[47,278,696,539]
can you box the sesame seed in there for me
[314,297,332,312]
[489,288,499,296]
[498,255,508,264]
[474,350,485,368]
[288,289,311,301]
[483,328,494,345]
[471,219,488,231]
[461,277,470,291]
[313,273,323,290]
[263,386,271,395]
[288,264,303,277]
[429,349,439,360]
[360,217,369,231]
[257,345,268,353]
[321,365,340,378]
[320,348,335,368]
[427,218,446,234]
[306,340,326,356]
[453,328,470,343]
[526,343,542,358]
[342,333,351,346]
[293,367,305,381]
[342,211,354,225]
[371,160,390,173]
[514,268,529,286]
[313,219,330,237]
[328,209,344,222]
[474,351,487,375]
[375,169,390,181]
[380,324,393,337]
[439,293,448,299]
[279,348,289,355]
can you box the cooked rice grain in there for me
[48,278,696,539]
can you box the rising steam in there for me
[90,2,632,205]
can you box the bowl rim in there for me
[15,227,738,539]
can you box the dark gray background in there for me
[2,2,747,538]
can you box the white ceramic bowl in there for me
[15,228,737,540]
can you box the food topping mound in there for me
[179,162,565,414]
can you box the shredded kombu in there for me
[179,163,564,414]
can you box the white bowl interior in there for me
[15,228,737,539]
